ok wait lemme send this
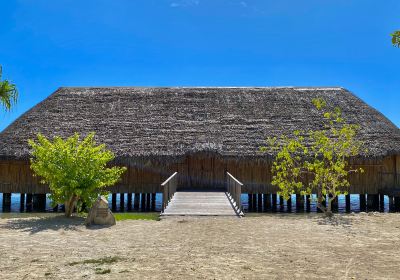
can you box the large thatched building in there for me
[0,87,399,208]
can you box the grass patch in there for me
[68,256,124,266]
[114,212,160,221]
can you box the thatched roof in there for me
[0,87,399,160]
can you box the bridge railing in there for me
[226,172,244,216]
[161,172,178,212]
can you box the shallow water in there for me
[0,193,392,213]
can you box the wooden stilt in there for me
[151,193,156,211]
[119,193,125,211]
[248,194,253,211]
[271,194,277,211]
[296,194,304,211]
[33,194,46,211]
[140,193,146,211]
[146,193,151,211]
[388,196,395,212]
[111,193,117,211]
[359,194,366,212]
[253,194,257,210]
[26,193,33,212]
[134,193,140,210]
[394,197,400,212]
[127,193,132,211]
[306,195,311,212]
[263,194,271,212]
[286,195,292,211]
[345,194,351,212]
[2,193,11,211]
[331,196,338,212]
[379,193,385,212]
[257,194,262,212]
[367,194,379,211]
[279,195,284,206]
[20,193,25,211]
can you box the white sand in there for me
[0,213,399,279]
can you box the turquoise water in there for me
[0,193,391,213]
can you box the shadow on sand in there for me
[0,215,86,234]
[315,214,353,227]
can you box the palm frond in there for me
[0,66,18,111]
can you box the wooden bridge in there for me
[160,172,244,217]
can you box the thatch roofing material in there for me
[0,87,398,160]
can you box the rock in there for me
[86,196,116,226]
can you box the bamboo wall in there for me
[0,153,398,194]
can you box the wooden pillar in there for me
[279,195,284,206]
[248,194,253,211]
[331,196,338,212]
[257,194,262,212]
[26,193,33,212]
[20,193,25,212]
[388,196,395,212]
[296,194,304,211]
[134,193,140,210]
[379,193,385,212]
[263,194,271,212]
[286,195,292,212]
[305,195,311,212]
[140,193,146,211]
[271,194,277,211]
[2,193,11,211]
[345,194,351,212]
[119,193,125,211]
[127,193,133,211]
[111,193,117,211]
[146,193,151,211]
[394,197,400,212]
[359,194,366,212]
[33,194,46,211]
[251,194,257,210]
[367,194,379,211]
[151,193,156,211]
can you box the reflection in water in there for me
[0,193,392,213]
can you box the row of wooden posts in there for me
[2,192,400,212]
[0,193,158,212]
[246,193,400,212]
[110,193,157,211]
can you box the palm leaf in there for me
[0,66,18,111]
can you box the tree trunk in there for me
[326,196,333,217]
[317,190,326,214]
[64,195,78,217]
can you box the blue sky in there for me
[0,0,399,130]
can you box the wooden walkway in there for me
[161,191,241,217]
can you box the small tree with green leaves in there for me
[261,98,364,216]
[392,31,400,47]
[0,66,18,111]
[29,132,126,217]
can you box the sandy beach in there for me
[0,213,399,279]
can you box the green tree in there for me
[392,31,400,47]
[28,132,126,217]
[261,98,364,216]
[0,66,18,111]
